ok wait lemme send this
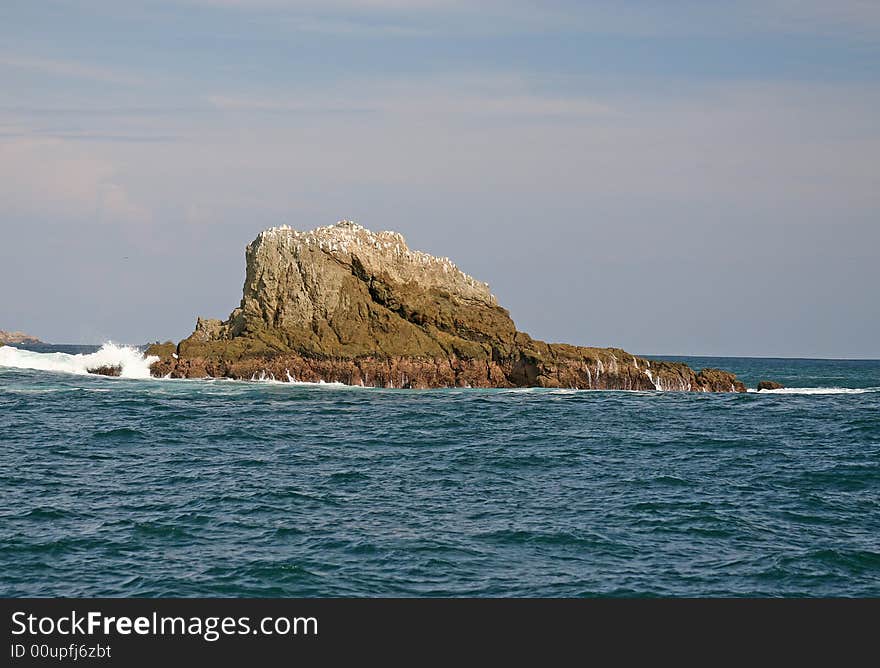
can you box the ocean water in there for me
[1,344,878,597]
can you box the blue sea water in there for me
[1,345,878,597]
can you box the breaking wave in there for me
[748,387,876,395]
[0,343,157,379]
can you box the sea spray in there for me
[0,343,158,379]
[747,387,875,395]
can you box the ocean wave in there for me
[0,343,157,379]
[748,387,876,395]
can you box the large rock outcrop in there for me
[148,220,746,392]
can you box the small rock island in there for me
[0,330,42,346]
[148,220,747,391]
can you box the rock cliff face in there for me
[148,220,746,392]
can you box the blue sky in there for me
[1,1,878,356]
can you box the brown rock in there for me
[87,365,122,377]
[149,220,747,392]
[0,330,42,345]
[756,380,784,391]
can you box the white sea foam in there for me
[291,379,351,388]
[237,369,354,388]
[0,343,158,379]
[748,387,875,395]
[250,370,281,383]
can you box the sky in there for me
[1,0,878,357]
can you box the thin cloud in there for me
[205,75,613,120]
[0,129,180,143]
[0,105,211,118]
[0,137,151,224]
[156,0,880,38]
[0,55,143,86]
[275,16,431,36]
[207,95,376,114]
[177,0,465,9]
[45,132,180,143]
[757,0,880,37]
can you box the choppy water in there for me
[1,345,878,597]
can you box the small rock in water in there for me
[88,365,122,377]
[757,380,784,391]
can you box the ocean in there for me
[1,344,878,597]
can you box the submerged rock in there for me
[757,380,784,391]
[148,220,748,392]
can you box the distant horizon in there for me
[6,335,879,362]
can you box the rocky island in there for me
[0,330,42,346]
[148,220,747,392]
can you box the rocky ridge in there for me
[148,220,747,392]
[0,330,42,345]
